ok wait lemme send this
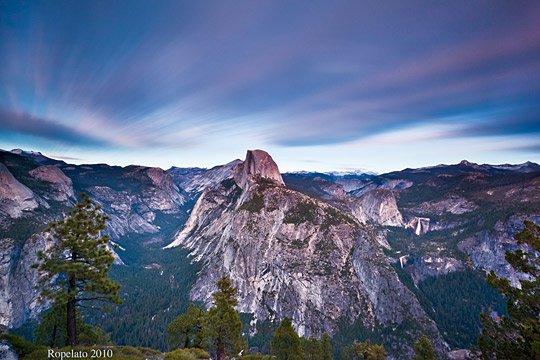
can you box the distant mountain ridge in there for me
[1,147,539,358]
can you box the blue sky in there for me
[1,0,539,173]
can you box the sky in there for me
[1,0,540,173]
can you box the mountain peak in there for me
[459,160,477,167]
[234,149,284,189]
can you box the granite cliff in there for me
[165,150,446,356]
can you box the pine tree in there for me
[351,341,386,360]
[412,335,437,360]
[321,332,333,360]
[205,277,243,360]
[271,318,303,360]
[168,303,206,349]
[33,193,121,346]
[301,336,322,360]
[477,220,540,359]
[35,305,111,347]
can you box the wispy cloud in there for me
[0,0,539,169]
[0,109,112,147]
[47,154,84,161]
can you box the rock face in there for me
[165,150,445,356]
[29,165,75,202]
[124,166,186,212]
[0,163,39,218]
[402,256,464,285]
[83,166,186,240]
[0,151,192,328]
[349,178,413,197]
[0,339,18,360]
[143,167,186,212]
[459,215,540,287]
[0,233,50,328]
[168,160,242,194]
[234,149,284,190]
[168,182,372,337]
[413,196,478,216]
[350,190,404,226]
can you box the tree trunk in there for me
[184,330,190,348]
[216,339,225,360]
[66,275,77,346]
[50,324,57,347]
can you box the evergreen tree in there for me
[33,193,121,346]
[205,277,243,360]
[35,305,111,347]
[271,318,303,360]
[168,303,206,349]
[301,336,322,360]
[339,345,354,360]
[477,220,540,359]
[351,341,386,360]
[321,332,333,360]
[412,335,437,360]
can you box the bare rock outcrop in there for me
[458,215,540,287]
[165,150,445,357]
[0,233,50,328]
[350,189,404,226]
[0,163,39,218]
[234,149,284,190]
[413,196,478,216]
[168,160,242,194]
[29,165,75,202]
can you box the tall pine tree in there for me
[412,335,437,360]
[35,305,111,347]
[301,336,322,360]
[321,332,333,360]
[271,318,303,360]
[168,303,206,349]
[34,193,121,346]
[205,277,243,360]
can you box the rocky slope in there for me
[0,233,51,328]
[1,148,539,356]
[0,163,40,219]
[168,160,242,194]
[286,161,540,285]
[165,150,446,356]
[0,149,191,328]
[28,165,75,202]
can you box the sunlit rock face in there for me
[350,189,404,226]
[29,165,75,202]
[234,149,285,190]
[0,162,39,218]
[165,150,445,356]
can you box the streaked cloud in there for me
[0,109,112,147]
[0,0,539,170]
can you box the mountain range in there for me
[1,148,539,359]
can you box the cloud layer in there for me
[1,0,539,169]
